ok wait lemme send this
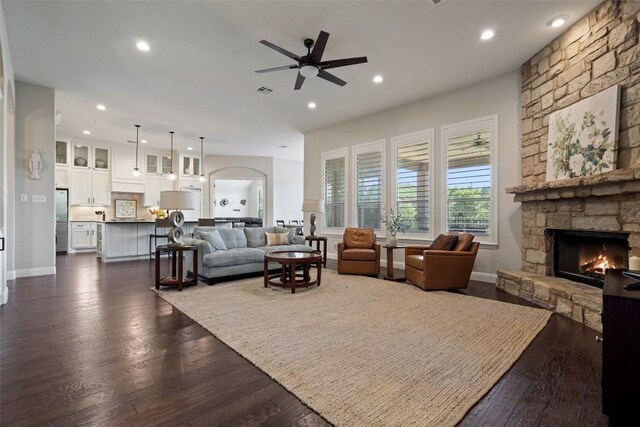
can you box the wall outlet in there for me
[32,195,46,203]
[20,194,27,202]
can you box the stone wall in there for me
[521,0,640,186]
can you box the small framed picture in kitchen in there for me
[115,199,137,218]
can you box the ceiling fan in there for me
[460,133,489,150]
[255,31,368,90]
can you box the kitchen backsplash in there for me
[70,192,157,221]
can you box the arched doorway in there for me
[209,167,267,224]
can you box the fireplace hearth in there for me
[553,229,630,288]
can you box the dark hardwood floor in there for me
[1,253,606,426]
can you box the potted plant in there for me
[381,208,407,246]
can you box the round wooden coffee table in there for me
[264,251,322,293]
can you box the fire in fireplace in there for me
[553,230,630,287]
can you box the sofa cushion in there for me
[216,228,248,249]
[406,254,424,270]
[344,227,376,249]
[202,248,264,267]
[452,233,475,252]
[341,248,377,261]
[259,244,312,254]
[244,227,276,247]
[198,229,227,251]
[429,234,458,251]
[266,232,290,246]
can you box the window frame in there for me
[390,129,435,241]
[440,115,499,245]
[320,148,349,235]
[351,140,386,233]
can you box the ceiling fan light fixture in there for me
[299,65,319,78]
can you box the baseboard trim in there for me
[7,271,16,280]
[14,266,56,278]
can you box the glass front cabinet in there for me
[56,140,69,166]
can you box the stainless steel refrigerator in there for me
[55,189,68,253]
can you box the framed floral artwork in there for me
[114,199,137,218]
[546,85,619,181]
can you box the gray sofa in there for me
[184,226,313,284]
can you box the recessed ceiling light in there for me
[96,104,106,111]
[548,15,569,28]
[277,145,288,148]
[308,102,317,109]
[136,40,150,52]
[141,139,147,143]
[83,130,91,135]
[187,147,193,151]
[373,75,384,84]
[480,29,495,41]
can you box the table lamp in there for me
[301,199,324,236]
[160,191,196,246]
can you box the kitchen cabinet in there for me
[72,143,110,170]
[97,222,155,262]
[55,167,69,188]
[180,154,201,177]
[70,169,110,206]
[90,223,97,248]
[145,153,159,175]
[144,174,174,207]
[112,146,144,193]
[71,222,96,250]
[56,139,70,166]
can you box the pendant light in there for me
[131,124,142,177]
[166,131,177,181]
[198,136,206,183]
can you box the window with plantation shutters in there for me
[353,141,385,229]
[442,116,497,243]
[391,130,434,236]
[322,149,348,230]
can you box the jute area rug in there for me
[154,270,551,427]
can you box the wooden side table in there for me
[306,235,327,267]
[155,245,198,291]
[383,244,405,281]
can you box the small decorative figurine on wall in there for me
[28,150,43,180]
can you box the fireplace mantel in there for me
[505,167,640,202]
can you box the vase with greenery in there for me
[381,209,407,246]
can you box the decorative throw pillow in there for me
[274,226,296,243]
[197,229,227,251]
[265,232,290,246]
[452,233,474,252]
[429,234,458,251]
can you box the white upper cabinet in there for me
[180,154,201,177]
[161,156,172,175]
[112,147,144,193]
[72,144,91,168]
[71,143,110,170]
[56,139,70,166]
[145,153,159,175]
[93,146,110,170]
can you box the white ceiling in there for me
[4,0,599,161]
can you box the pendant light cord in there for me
[170,131,175,169]
[135,125,140,169]
[200,137,204,174]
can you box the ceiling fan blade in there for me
[255,64,298,73]
[310,31,330,62]
[319,56,368,70]
[317,70,346,87]
[259,40,301,61]
[294,72,306,90]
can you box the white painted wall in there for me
[13,81,56,277]
[303,72,522,281]
[0,2,16,300]
[213,181,251,217]
[273,158,304,224]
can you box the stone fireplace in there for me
[496,0,640,333]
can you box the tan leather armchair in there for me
[405,237,479,290]
[337,228,380,276]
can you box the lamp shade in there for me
[301,199,324,213]
[160,191,196,210]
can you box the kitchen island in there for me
[96,220,198,262]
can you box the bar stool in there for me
[149,218,172,260]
